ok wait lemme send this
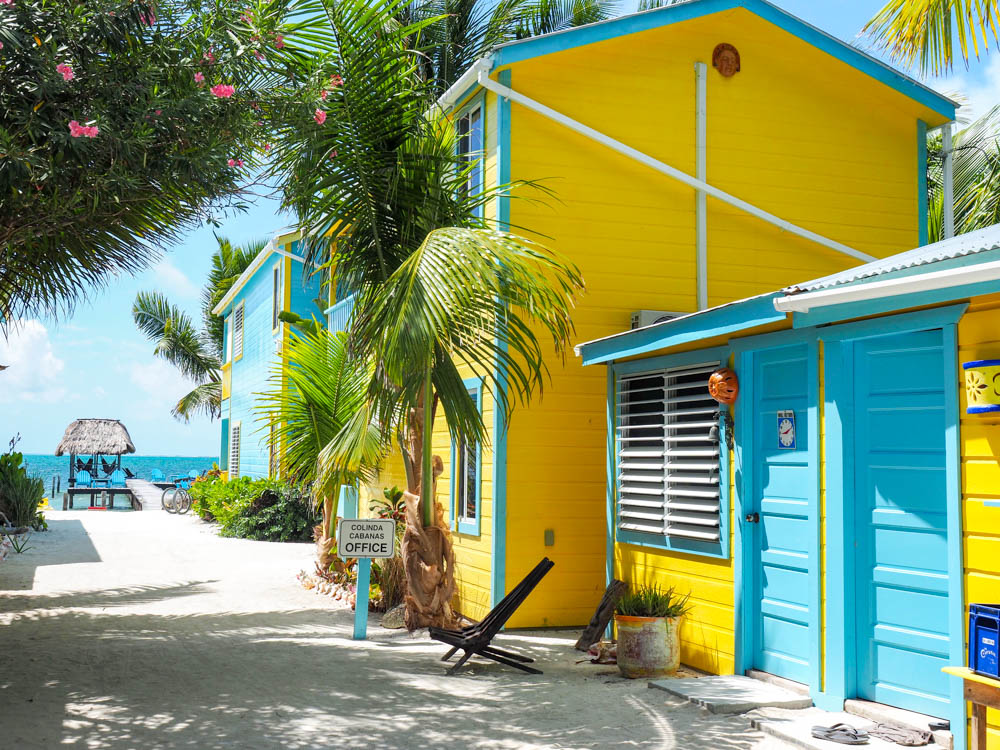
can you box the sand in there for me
[0,509,777,749]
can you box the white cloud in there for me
[151,259,200,300]
[0,320,67,403]
[128,359,192,413]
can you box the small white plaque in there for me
[337,518,396,558]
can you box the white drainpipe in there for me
[942,121,955,239]
[695,62,708,310]
[476,70,876,264]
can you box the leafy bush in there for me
[0,440,46,530]
[188,475,317,542]
[616,584,692,619]
[222,483,318,542]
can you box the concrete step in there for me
[750,707,946,750]
[648,675,814,714]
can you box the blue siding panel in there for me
[223,247,319,479]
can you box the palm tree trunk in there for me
[400,374,457,629]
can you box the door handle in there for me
[745,512,760,524]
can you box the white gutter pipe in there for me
[695,61,708,310]
[942,121,955,239]
[476,70,876,264]
[773,258,1000,313]
[438,58,494,112]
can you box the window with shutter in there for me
[272,264,281,331]
[229,423,241,478]
[616,359,725,552]
[233,302,244,360]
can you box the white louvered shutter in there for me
[229,424,241,478]
[233,304,244,359]
[616,361,722,542]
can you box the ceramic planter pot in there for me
[615,614,681,678]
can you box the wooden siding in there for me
[224,242,319,479]
[958,294,1000,749]
[502,8,931,632]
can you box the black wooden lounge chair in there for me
[430,557,555,675]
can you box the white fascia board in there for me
[211,236,307,317]
[436,57,493,113]
[773,258,1000,313]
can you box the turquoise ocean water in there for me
[21,454,217,495]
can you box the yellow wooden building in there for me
[430,0,956,633]
[577,226,1000,749]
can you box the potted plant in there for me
[615,584,692,678]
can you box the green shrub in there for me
[616,584,692,619]
[222,483,317,542]
[0,444,46,530]
[188,475,317,542]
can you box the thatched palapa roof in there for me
[55,419,136,456]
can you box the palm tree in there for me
[132,236,260,421]
[865,0,1000,75]
[928,106,1000,241]
[258,329,385,569]
[270,0,584,629]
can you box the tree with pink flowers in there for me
[0,0,282,327]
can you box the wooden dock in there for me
[125,479,164,511]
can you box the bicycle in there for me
[160,487,192,514]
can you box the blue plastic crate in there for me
[969,603,1000,679]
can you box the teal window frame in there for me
[452,376,483,536]
[610,346,731,559]
[455,94,485,219]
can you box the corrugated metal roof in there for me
[786,225,1000,293]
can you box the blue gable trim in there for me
[491,68,512,607]
[492,0,955,120]
[918,120,928,247]
[578,293,785,366]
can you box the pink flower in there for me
[329,74,343,87]
[329,149,337,160]
[142,11,155,26]
[314,108,326,125]
[0,0,13,6]
[252,50,264,61]
[69,120,98,138]
[0,41,4,49]
[203,50,216,64]
[264,143,272,152]
[194,71,204,83]
[227,158,244,167]
[56,63,74,81]
[210,84,235,98]
[256,120,263,127]
[320,90,328,100]
[239,13,250,23]
[274,35,284,49]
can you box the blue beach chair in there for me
[75,469,94,488]
[151,469,166,483]
[109,469,126,488]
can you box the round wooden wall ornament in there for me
[708,367,739,404]
[712,43,741,77]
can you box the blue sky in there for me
[3,0,998,456]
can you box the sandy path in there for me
[0,510,776,749]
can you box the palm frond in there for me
[132,290,219,383]
[864,0,1000,75]
[173,381,223,422]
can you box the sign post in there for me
[337,517,396,640]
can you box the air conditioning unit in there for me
[274,337,283,355]
[630,310,686,330]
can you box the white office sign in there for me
[338,518,396,558]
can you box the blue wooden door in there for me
[749,344,815,684]
[852,329,951,717]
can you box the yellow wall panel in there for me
[959,295,1000,746]
[498,5,932,638]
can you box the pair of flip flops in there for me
[811,721,933,746]
[811,724,869,745]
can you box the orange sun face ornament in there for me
[708,367,739,405]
